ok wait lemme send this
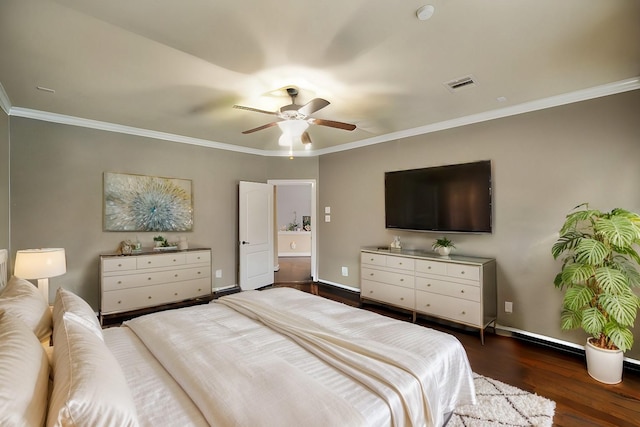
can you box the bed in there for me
[0,250,476,427]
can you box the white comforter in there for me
[122,288,475,427]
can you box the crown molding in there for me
[7,76,639,157]
[9,107,266,156]
[313,76,640,156]
[0,82,11,115]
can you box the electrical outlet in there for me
[341,266,348,277]
[505,301,513,313]
[215,269,222,278]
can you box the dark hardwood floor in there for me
[272,278,640,427]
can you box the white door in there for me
[239,181,274,290]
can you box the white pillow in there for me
[0,310,49,427]
[48,313,139,427]
[0,276,52,342]
[53,287,103,341]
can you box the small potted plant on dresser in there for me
[432,237,455,257]
[552,204,640,384]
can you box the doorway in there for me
[268,179,316,284]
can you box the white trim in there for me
[4,77,639,157]
[0,83,11,115]
[9,107,266,156]
[312,77,640,156]
[496,324,640,367]
[317,279,360,293]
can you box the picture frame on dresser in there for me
[360,248,497,344]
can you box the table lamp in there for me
[14,248,66,303]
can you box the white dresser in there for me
[361,248,496,343]
[100,248,212,323]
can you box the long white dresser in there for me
[100,248,212,324]
[360,248,496,343]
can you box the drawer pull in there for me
[369,290,373,294]
[175,274,179,277]
[148,296,152,299]
[174,292,178,296]
[427,266,432,270]
[370,273,374,276]
[370,258,374,261]
[400,297,404,301]
[148,277,152,281]
[198,288,202,292]
[173,259,177,262]
[427,283,431,287]
[117,300,122,304]
[426,304,431,307]
[461,271,465,275]
[399,262,403,265]
[460,290,464,293]
[118,263,122,267]
[461,311,466,315]
[117,280,122,284]
[400,278,404,282]
[197,271,201,275]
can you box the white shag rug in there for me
[449,373,556,427]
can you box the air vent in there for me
[444,75,477,92]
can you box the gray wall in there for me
[9,117,317,307]
[0,109,8,252]
[317,90,640,360]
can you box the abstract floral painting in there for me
[104,172,193,231]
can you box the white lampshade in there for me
[14,248,66,303]
[277,120,309,147]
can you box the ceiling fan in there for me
[233,87,356,146]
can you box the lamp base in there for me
[37,278,50,304]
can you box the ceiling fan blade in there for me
[308,118,356,131]
[301,131,312,145]
[298,98,330,116]
[241,122,279,134]
[233,105,278,116]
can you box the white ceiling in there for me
[1,0,639,156]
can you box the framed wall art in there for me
[103,172,193,232]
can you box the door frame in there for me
[268,179,317,282]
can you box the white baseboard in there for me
[496,324,640,367]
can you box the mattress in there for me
[106,287,475,427]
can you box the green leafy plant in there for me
[551,204,640,352]
[432,237,456,250]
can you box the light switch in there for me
[324,206,331,214]
[325,215,331,222]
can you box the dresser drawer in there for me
[102,257,137,272]
[415,291,481,326]
[137,253,186,269]
[415,276,480,302]
[102,278,211,313]
[446,263,480,281]
[386,256,414,271]
[361,252,386,267]
[415,259,447,276]
[361,280,414,310]
[361,267,414,289]
[186,250,211,265]
[102,266,211,291]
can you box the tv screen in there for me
[385,160,492,233]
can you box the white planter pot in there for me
[585,339,623,384]
[436,247,451,257]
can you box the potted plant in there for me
[432,237,455,257]
[552,204,640,384]
[153,235,167,247]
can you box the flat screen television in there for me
[385,160,492,233]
